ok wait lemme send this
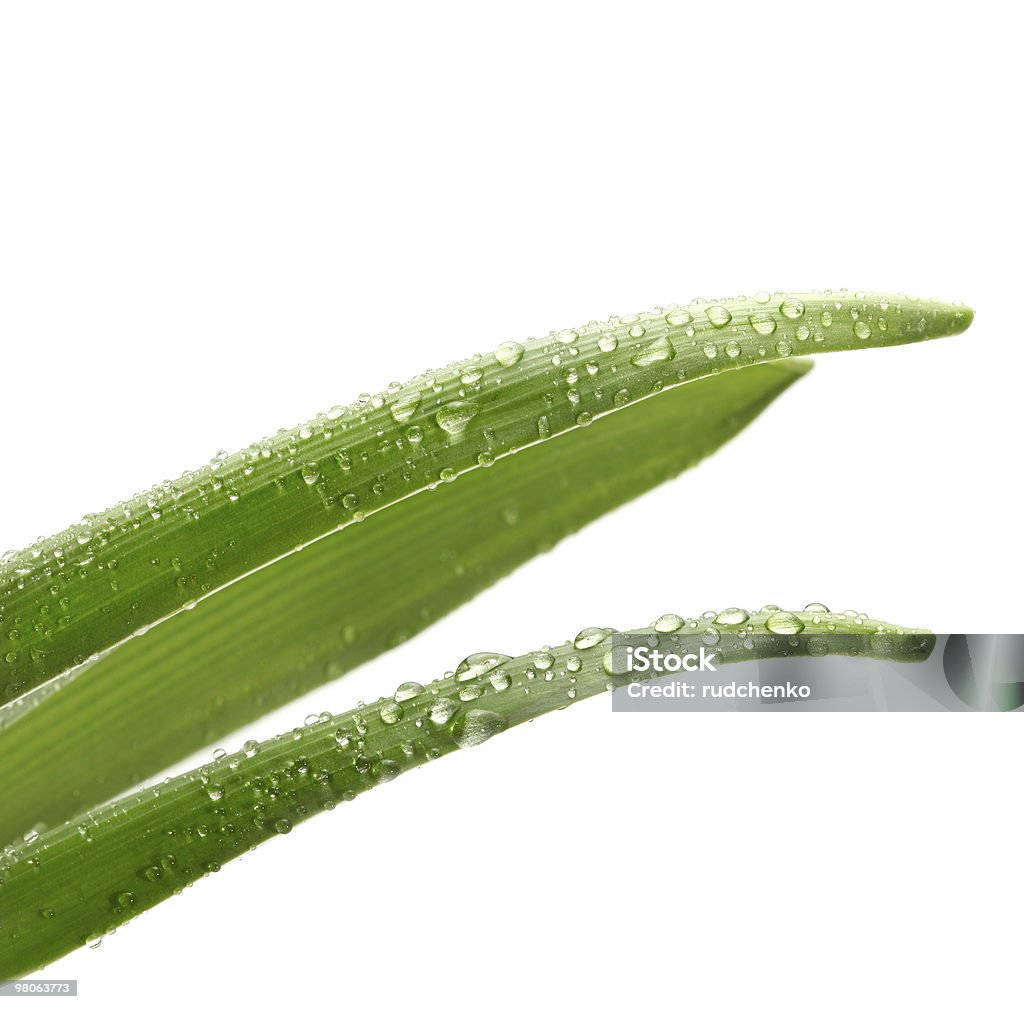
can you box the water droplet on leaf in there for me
[429,697,459,726]
[630,336,675,368]
[715,607,749,626]
[395,681,424,701]
[707,306,732,328]
[750,313,777,336]
[380,701,404,724]
[765,611,805,635]
[455,652,511,681]
[435,401,480,436]
[389,393,421,423]
[654,613,684,633]
[451,709,508,748]
[574,627,610,650]
[494,341,525,367]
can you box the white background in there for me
[2,2,1021,1006]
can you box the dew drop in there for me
[389,393,421,424]
[435,401,480,436]
[459,682,484,701]
[373,759,401,782]
[765,611,805,635]
[428,697,459,726]
[654,613,684,633]
[750,313,777,336]
[394,683,423,704]
[714,607,750,626]
[380,701,404,724]
[574,627,611,650]
[455,652,511,681]
[598,333,619,353]
[779,298,805,320]
[706,305,732,328]
[494,341,525,367]
[665,309,692,326]
[451,709,508,748]
[854,320,871,340]
[630,336,675,368]
[489,669,512,692]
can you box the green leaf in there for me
[0,292,971,707]
[0,607,933,978]
[0,360,809,841]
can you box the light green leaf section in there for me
[0,361,809,840]
[0,292,972,707]
[0,607,934,978]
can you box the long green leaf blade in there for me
[0,292,972,708]
[0,607,932,978]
